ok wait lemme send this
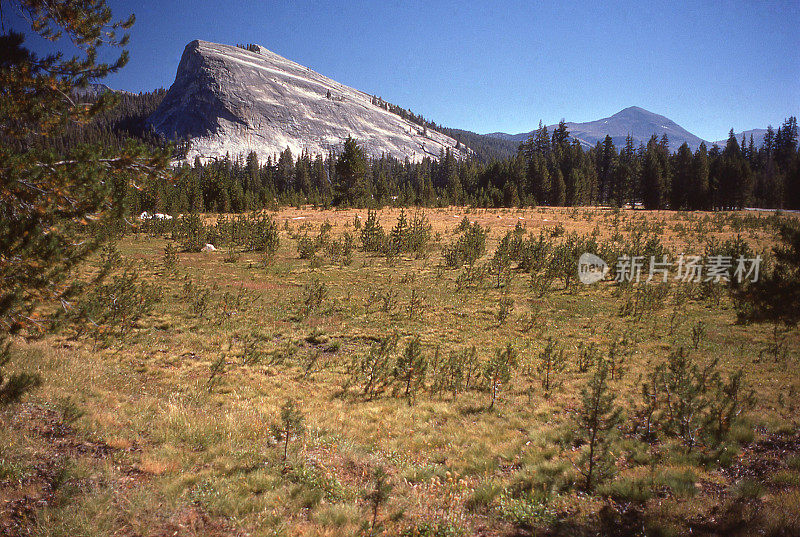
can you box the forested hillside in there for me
[129,118,798,214]
[42,87,798,213]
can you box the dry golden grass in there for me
[2,206,799,536]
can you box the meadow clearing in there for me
[2,206,799,537]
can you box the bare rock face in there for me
[148,40,468,162]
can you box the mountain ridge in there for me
[486,106,708,152]
[713,129,769,148]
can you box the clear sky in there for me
[4,0,798,141]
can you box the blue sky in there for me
[5,0,798,141]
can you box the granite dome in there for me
[148,40,468,163]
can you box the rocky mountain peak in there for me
[147,40,468,163]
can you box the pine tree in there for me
[551,169,566,206]
[1,1,166,405]
[735,220,800,327]
[690,143,710,209]
[442,148,462,204]
[271,398,305,460]
[641,136,666,209]
[276,147,294,192]
[484,343,518,409]
[775,117,798,171]
[534,120,551,155]
[670,143,693,209]
[537,337,567,395]
[551,120,570,150]
[526,153,550,205]
[719,130,752,209]
[598,135,617,204]
[575,360,622,492]
[334,136,368,205]
[365,467,392,535]
[615,135,637,207]
[393,336,427,401]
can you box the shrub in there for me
[431,346,480,399]
[206,355,226,392]
[577,342,599,373]
[301,278,328,317]
[496,494,557,527]
[703,234,754,291]
[190,285,213,318]
[491,233,514,288]
[401,521,464,537]
[163,242,179,271]
[537,338,567,395]
[69,264,160,343]
[497,295,514,325]
[222,245,240,263]
[347,333,399,399]
[509,459,575,498]
[238,331,268,366]
[731,478,765,500]
[297,234,318,259]
[365,467,392,535]
[407,288,424,318]
[600,475,653,502]
[175,213,207,252]
[360,209,386,253]
[273,399,305,460]
[690,320,706,350]
[484,343,518,409]
[656,468,697,498]
[574,360,623,492]
[455,215,471,233]
[392,336,427,401]
[325,231,354,265]
[443,222,487,268]
[408,211,432,255]
[529,268,556,298]
[455,264,488,291]
[517,232,553,273]
[606,335,632,380]
[632,347,755,452]
[213,211,280,255]
[548,232,597,290]
[388,209,410,254]
[248,211,280,256]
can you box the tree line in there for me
[127,116,798,214]
[20,66,797,213]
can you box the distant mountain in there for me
[487,106,708,152]
[484,131,520,142]
[436,127,519,162]
[71,83,135,100]
[713,129,769,148]
[148,40,469,163]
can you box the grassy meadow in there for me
[2,206,799,537]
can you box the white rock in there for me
[148,40,470,163]
[139,211,173,220]
[201,243,217,252]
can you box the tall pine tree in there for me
[1,0,167,404]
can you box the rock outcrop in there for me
[148,40,468,162]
